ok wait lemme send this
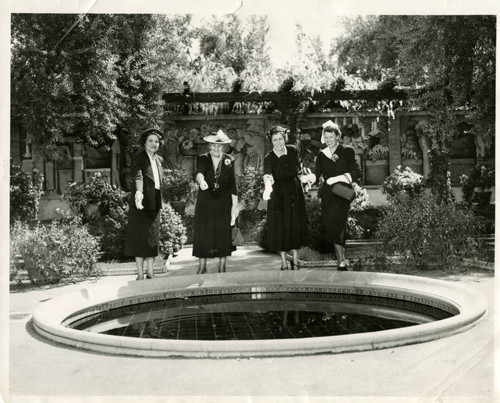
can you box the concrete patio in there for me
[7,245,496,402]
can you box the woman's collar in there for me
[320,144,340,158]
[273,146,287,157]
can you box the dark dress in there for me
[264,145,308,251]
[193,153,237,258]
[314,145,361,246]
[124,151,163,258]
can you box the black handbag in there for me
[331,181,355,201]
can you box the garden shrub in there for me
[159,204,187,258]
[10,214,102,284]
[63,172,130,260]
[10,165,44,223]
[375,193,485,269]
[459,162,495,206]
[382,165,425,202]
[237,166,264,210]
[91,204,129,261]
[161,168,198,204]
[64,172,128,219]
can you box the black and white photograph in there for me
[1,0,498,402]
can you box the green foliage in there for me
[335,15,495,195]
[237,167,264,209]
[11,14,193,157]
[375,193,485,269]
[460,163,495,205]
[10,216,102,284]
[161,169,198,203]
[89,205,129,262]
[63,172,129,261]
[382,166,425,202]
[159,204,187,257]
[64,172,128,219]
[10,165,44,223]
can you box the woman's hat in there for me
[321,120,340,143]
[203,129,232,144]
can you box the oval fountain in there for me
[32,270,488,358]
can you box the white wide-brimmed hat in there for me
[321,120,340,143]
[203,129,232,144]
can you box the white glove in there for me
[135,191,144,210]
[326,175,346,185]
[262,189,272,201]
[231,206,238,226]
[300,173,316,184]
[326,177,337,186]
[199,180,209,190]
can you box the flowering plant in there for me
[382,166,425,201]
[460,163,495,205]
[224,157,232,166]
[161,168,198,203]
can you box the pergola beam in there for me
[162,88,422,104]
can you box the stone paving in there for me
[6,245,497,402]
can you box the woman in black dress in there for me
[311,121,361,270]
[124,128,165,280]
[262,126,308,270]
[193,130,238,274]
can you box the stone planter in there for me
[364,159,389,185]
[169,200,186,215]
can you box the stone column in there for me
[73,143,84,183]
[388,115,402,173]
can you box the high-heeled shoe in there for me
[338,261,348,271]
[280,265,288,270]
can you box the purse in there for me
[331,174,356,202]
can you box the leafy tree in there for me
[11,14,124,159]
[186,15,276,92]
[334,15,496,199]
[11,14,195,158]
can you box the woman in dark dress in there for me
[193,130,238,274]
[262,126,308,270]
[124,128,165,280]
[311,121,361,270]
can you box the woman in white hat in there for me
[309,121,361,270]
[193,130,239,274]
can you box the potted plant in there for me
[237,166,264,210]
[364,144,390,185]
[161,168,198,214]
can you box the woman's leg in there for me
[218,256,227,273]
[291,249,299,270]
[145,257,155,278]
[334,244,347,269]
[135,257,145,280]
[279,251,288,270]
[197,258,207,274]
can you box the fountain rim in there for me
[32,270,488,358]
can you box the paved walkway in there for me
[6,245,496,402]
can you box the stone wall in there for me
[11,111,493,219]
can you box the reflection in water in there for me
[68,292,453,341]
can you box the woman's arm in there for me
[131,153,145,209]
[195,155,209,190]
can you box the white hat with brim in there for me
[203,129,232,144]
